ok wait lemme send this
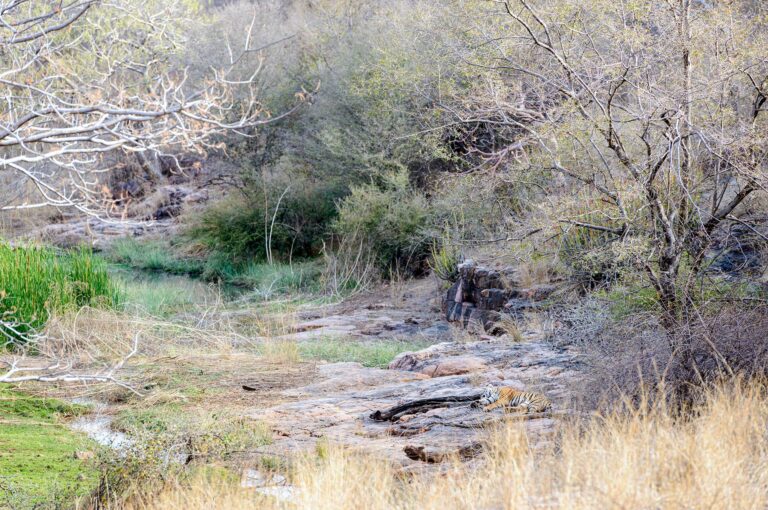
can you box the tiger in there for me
[476,385,552,414]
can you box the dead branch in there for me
[0,332,142,395]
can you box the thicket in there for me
[185,0,518,280]
[185,0,768,398]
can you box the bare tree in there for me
[0,0,300,219]
[0,0,305,385]
[452,0,768,384]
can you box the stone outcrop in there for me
[250,338,581,468]
[442,260,557,332]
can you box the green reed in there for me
[0,243,121,345]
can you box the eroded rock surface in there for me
[261,279,451,342]
[443,260,558,331]
[250,337,581,468]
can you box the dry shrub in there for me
[320,232,378,296]
[572,303,768,409]
[132,382,768,509]
[491,313,524,342]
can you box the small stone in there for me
[74,451,95,461]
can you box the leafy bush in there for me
[0,244,121,344]
[333,170,432,276]
[188,179,346,264]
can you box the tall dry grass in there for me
[131,381,768,510]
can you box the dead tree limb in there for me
[370,393,482,422]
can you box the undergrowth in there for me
[132,382,768,510]
[106,238,322,299]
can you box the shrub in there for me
[333,170,431,276]
[568,301,768,410]
[187,179,345,264]
[0,244,121,345]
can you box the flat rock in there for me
[250,337,582,467]
[418,356,487,377]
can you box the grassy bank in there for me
[0,387,99,509]
[106,238,323,300]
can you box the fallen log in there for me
[370,393,482,422]
[403,442,484,463]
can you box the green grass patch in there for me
[0,386,99,509]
[299,338,433,368]
[0,243,121,344]
[116,270,220,317]
[0,387,88,421]
[107,238,205,276]
[234,260,322,298]
[106,238,323,300]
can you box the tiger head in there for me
[478,385,500,406]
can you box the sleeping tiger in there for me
[476,385,552,414]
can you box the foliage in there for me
[333,170,432,276]
[188,179,346,264]
[0,244,121,344]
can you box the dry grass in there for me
[42,307,248,359]
[259,340,302,364]
[130,382,768,510]
[516,257,558,288]
[491,313,524,341]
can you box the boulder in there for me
[442,261,558,333]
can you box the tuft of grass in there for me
[0,386,99,508]
[259,340,302,364]
[428,233,463,283]
[298,338,433,368]
[0,243,121,344]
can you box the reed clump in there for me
[0,243,121,344]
